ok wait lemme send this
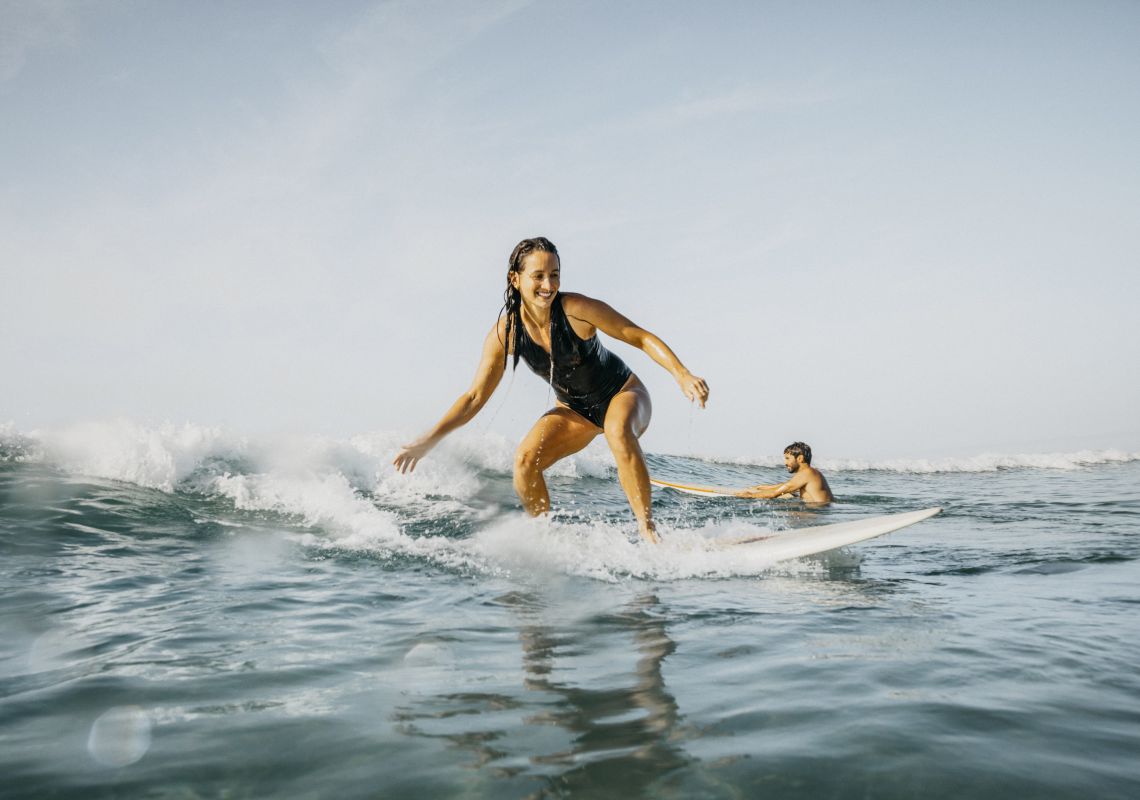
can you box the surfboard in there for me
[650,477,737,497]
[723,507,942,561]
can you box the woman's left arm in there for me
[566,294,709,407]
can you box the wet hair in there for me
[499,236,559,370]
[784,442,812,465]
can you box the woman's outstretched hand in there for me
[393,438,436,474]
[678,371,709,408]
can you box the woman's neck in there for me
[520,300,552,328]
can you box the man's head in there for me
[783,442,812,472]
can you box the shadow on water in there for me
[392,592,698,797]
[517,594,689,796]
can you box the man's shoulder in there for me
[805,466,827,483]
[806,466,835,499]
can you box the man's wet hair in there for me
[784,442,812,465]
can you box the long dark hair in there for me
[499,236,559,370]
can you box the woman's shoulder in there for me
[559,292,601,315]
[558,293,606,338]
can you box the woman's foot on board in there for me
[640,520,661,544]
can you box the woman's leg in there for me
[602,376,657,543]
[514,408,601,516]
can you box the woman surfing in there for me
[393,237,708,543]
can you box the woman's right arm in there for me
[393,321,507,474]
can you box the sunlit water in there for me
[1,422,1138,798]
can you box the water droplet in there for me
[87,706,152,767]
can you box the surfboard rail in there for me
[651,476,941,560]
[727,507,943,561]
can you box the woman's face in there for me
[512,251,560,310]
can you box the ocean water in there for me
[2,421,1138,799]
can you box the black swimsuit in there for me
[514,295,633,428]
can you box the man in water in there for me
[736,442,834,504]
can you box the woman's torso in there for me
[513,294,632,418]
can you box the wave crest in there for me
[712,449,1139,474]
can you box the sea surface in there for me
[2,421,1138,799]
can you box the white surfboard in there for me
[650,477,738,497]
[724,507,942,561]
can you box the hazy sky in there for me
[3,0,1138,459]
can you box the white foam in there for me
[213,469,406,547]
[6,420,1137,581]
[704,449,1140,474]
[11,420,1138,484]
[37,420,238,491]
[0,421,41,462]
[355,430,486,507]
[463,514,811,582]
[7,420,795,582]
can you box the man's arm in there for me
[735,470,810,499]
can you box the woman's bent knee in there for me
[514,446,539,476]
[604,426,639,459]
